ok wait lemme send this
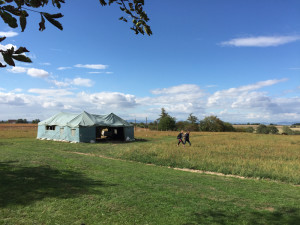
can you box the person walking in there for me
[184,130,191,146]
[177,130,185,147]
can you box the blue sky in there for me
[0,0,300,123]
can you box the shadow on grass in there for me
[0,161,113,207]
[185,208,300,225]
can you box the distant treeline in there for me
[132,108,300,135]
[0,119,40,124]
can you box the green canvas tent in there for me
[37,111,134,143]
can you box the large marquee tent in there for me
[37,111,134,143]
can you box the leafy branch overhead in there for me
[0,0,151,67]
[100,0,152,36]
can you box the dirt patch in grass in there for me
[70,151,295,185]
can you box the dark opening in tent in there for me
[37,111,134,143]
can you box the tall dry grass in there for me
[125,130,300,183]
[1,126,299,183]
[0,124,37,138]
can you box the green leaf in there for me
[13,0,24,8]
[44,13,63,30]
[2,51,15,66]
[49,13,63,19]
[0,36,6,42]
[12,54,32,63]
[2,5,22,16]
[15,46,29,54]
[52,0,65,9]
[0,11,18,28]
[20,13,27,31]
[39,14,45,31]
[99,0,107,6]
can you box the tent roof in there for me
[38,111,133,128]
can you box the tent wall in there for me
[123,126,134,140]
[79,126,96,143]
[37,125,80,142]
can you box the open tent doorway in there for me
[96,126,125,142]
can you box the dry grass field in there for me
[1,124,300,224]
[1,124,300,184]
[0,124,37,138]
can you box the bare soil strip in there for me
[70,151,299,186]
[71,152,251,179]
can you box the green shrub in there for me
[199,116,235,132]
[282,126,294,135]
[268,125,279,134]
[256,124,269,134]
[245,127,255,133]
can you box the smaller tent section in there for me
[37,111,134,143]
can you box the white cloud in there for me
[42,101,64,108]
[0,92,30,105]
[138,84,206,118]
[49,77,94,87]
[0,31,18,37]
[49,79,70,87]
[0,43,17,52]
[1,80,300,123]
[57,66,72,70]
[88,71,113,74]
[72,78,93,87]
[82,92,137,108]
[28,88,74,96]
[207,79,287,107]
[74,64,108,69]
[220,35,300,47]
[27,68,49,78]
[7,66,28,73]
[12,88,22,93]
[40,62,51,66]
[7,66,49,78]
[152,84,202,95]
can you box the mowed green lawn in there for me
[0,129,300,224]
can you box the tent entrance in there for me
[96,126,125,142]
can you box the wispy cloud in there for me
[74,64,108,69]
[57,66,72,70]
[12,88,22,93]
[28,88,74,96]
[49,77,94,87]
[220,35,300,47]
[40,62,51,66]
[88,71,113,74]
[8,66,49,78]
[151,84,202,95]
[27,68,49,78]
[72,78,93,87]
[0,31,18,37]
[207,79,287,107]
[1,79,300,122]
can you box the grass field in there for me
[0,126,300,224]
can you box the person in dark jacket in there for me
[184,131,191,146]
[177,130,185,147]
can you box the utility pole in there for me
[146,117,147,128]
